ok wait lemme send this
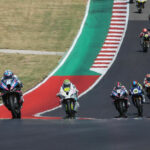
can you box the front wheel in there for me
[65,100,76,119]
[143,41,149,52]
[138,8,142,13]
[146,88,150,98]
[143,45,148,52]
[9,95,21,119]
[115,100,127,117]
[134,97,143,117]
[120,101,127,117]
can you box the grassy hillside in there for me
[0,0,87,92]
[0,0,86,51]
[0,53,61,92]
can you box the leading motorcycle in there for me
[57,87,78,119]
[0,78,22,119]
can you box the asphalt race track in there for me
[1,1,150,150]
[0,118,150,150]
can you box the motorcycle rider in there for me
[143,74,150,97]
[0,70,24,110]
[130,80,145,103]
[139,28,150,47]
[136,0,147,8]
[139,28,149,37]
[143,74,150,87]
[111,82,130,117]
[57,79,79,115]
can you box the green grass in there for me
[0,0,87,94]
[0,53,61,92]
[0,0,86,51]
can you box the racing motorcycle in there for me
[57,87,78,119]
[136,0,145,13]
[111,88,128,117]
[0,79,22,119]
[130,87,143,117]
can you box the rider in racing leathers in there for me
[130,80,145,103]
[0,70,24,110]
[111,82,130,116]
[111,82,129,101]
[136,0,147,8]
[57,79,79,114]
[143,74,150,96]
[143,74,150,87]
[139,28,150,37]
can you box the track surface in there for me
[0,119,150,150]
[1,1,150,150]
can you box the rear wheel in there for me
[138,8,142,13]
[135,97,143,117]
[147,88,150,97]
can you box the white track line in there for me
[108,33,123,36]
[109,29,125,32]
[97,52,116,55]
[0,49,65,56]
[111,21,126,24]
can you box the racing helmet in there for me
[143,28,148,33]
[63,79,71,87]
[3,70,13,79]
[63,79,71,92]
[132,80,138,87]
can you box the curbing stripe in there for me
[111,19,126,21]
[100,50,117,53]
[108,31,123,33]
[90,0,129,75]
[105,38,121,41]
